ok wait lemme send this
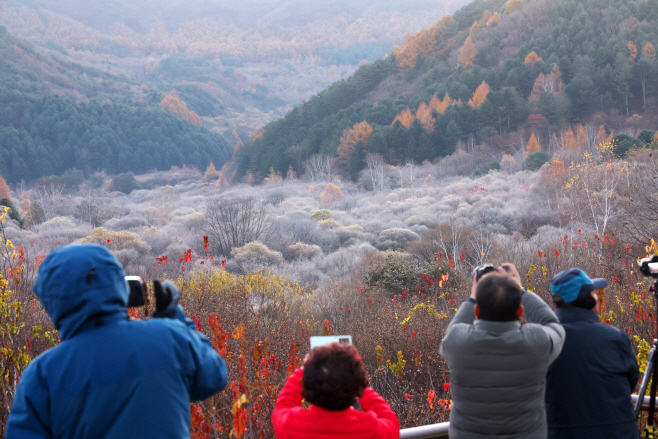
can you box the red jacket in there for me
[272,369,400,439]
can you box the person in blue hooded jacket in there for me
[5,243,228,439]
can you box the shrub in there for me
[288,242,323,260]
[378,228,420,250]
[310,209,332,221]
[525,151,552,171]
[231,241,283,265]
[77,228,150,269]
[89,174,105,189]
[364,252,457,295]
[320,183,343,207]
[0,198,24,229]
[103,216,150,231]
[318,219,341,228]
[109,173,138,194]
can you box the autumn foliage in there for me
[457,36,477,70]
[392,16,452,69]
[320,183,344,208]
[526,133,541,154]
[524,51,542,64]
[643,43,657,60]
[160,95,201,125]
[204,162,220,180]
[337,121,373,165]
[0,177,11,202]
[392,109,416,128]
[468,81,491,109]
[628,41,638,65]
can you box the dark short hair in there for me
[476,274,522,321]
[555,286,597,310]
[301,343,368,411]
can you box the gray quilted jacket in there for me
[440,292,565,439]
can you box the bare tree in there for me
[400,160,417,188]
[365,153,386,192]
[620,152,658,243]
[205,196,272,256]
[33,183,65,219]
[323,155,337,182]
[304,154,324,182]
[303,154,337,182]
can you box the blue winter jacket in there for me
[5,244,228,439]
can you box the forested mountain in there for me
[0,27,232,183]
[0,0,473,155]
[1,0,466,57]
[236,0,658,180]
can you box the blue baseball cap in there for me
[550,268,608,303]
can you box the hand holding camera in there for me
[126,277,181,318]
[471,263,521,299]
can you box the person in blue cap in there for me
[5,244,228,439]
[546,267,639,439]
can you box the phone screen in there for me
[309,335,352,349]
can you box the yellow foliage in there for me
[469,21,481,39]
[628,41,638,64]
[526,133,541,154]
[159,95,201,125]
[415,102,435,133]
[392,109,415,128]
[524,51,542,64]
[468,81,491,109]
[320,183,343,208]
[643,43,657,60]
[204,162,219,180]
[479,11,492,26]
[457,36,477,70]
[500,154,516,172]
[337,121,373,166]
[216,171,228,188]
[264,167,283,185]
[430,94,456,114]
[486,11,501,26]
[77,228,150,254]
[393,33,418,69]
[233,140,244,157]
[576,124,588,148]
[504,0,524,13]
[0,176,11,202]
[250,127,264,141]
[286,165,297,180]
[540,158,568,185]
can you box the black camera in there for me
[126,276,149,308]
[640,255,658,278]
[473,264,509,281]
[125,277,177,317]
[473,264,496,281]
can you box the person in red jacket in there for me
[272,343,400,439]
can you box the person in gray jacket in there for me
[440,263,565,439]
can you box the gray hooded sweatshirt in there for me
[440,292,565,439]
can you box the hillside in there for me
[236,0,658,180]
[0,26,232,183]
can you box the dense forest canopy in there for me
[0,26,232,183]
[0,0,470,61]
[5,0,465,32]
[236,0,658,180]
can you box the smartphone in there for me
[310,335,352,349]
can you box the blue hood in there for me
[34,244,129,340]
